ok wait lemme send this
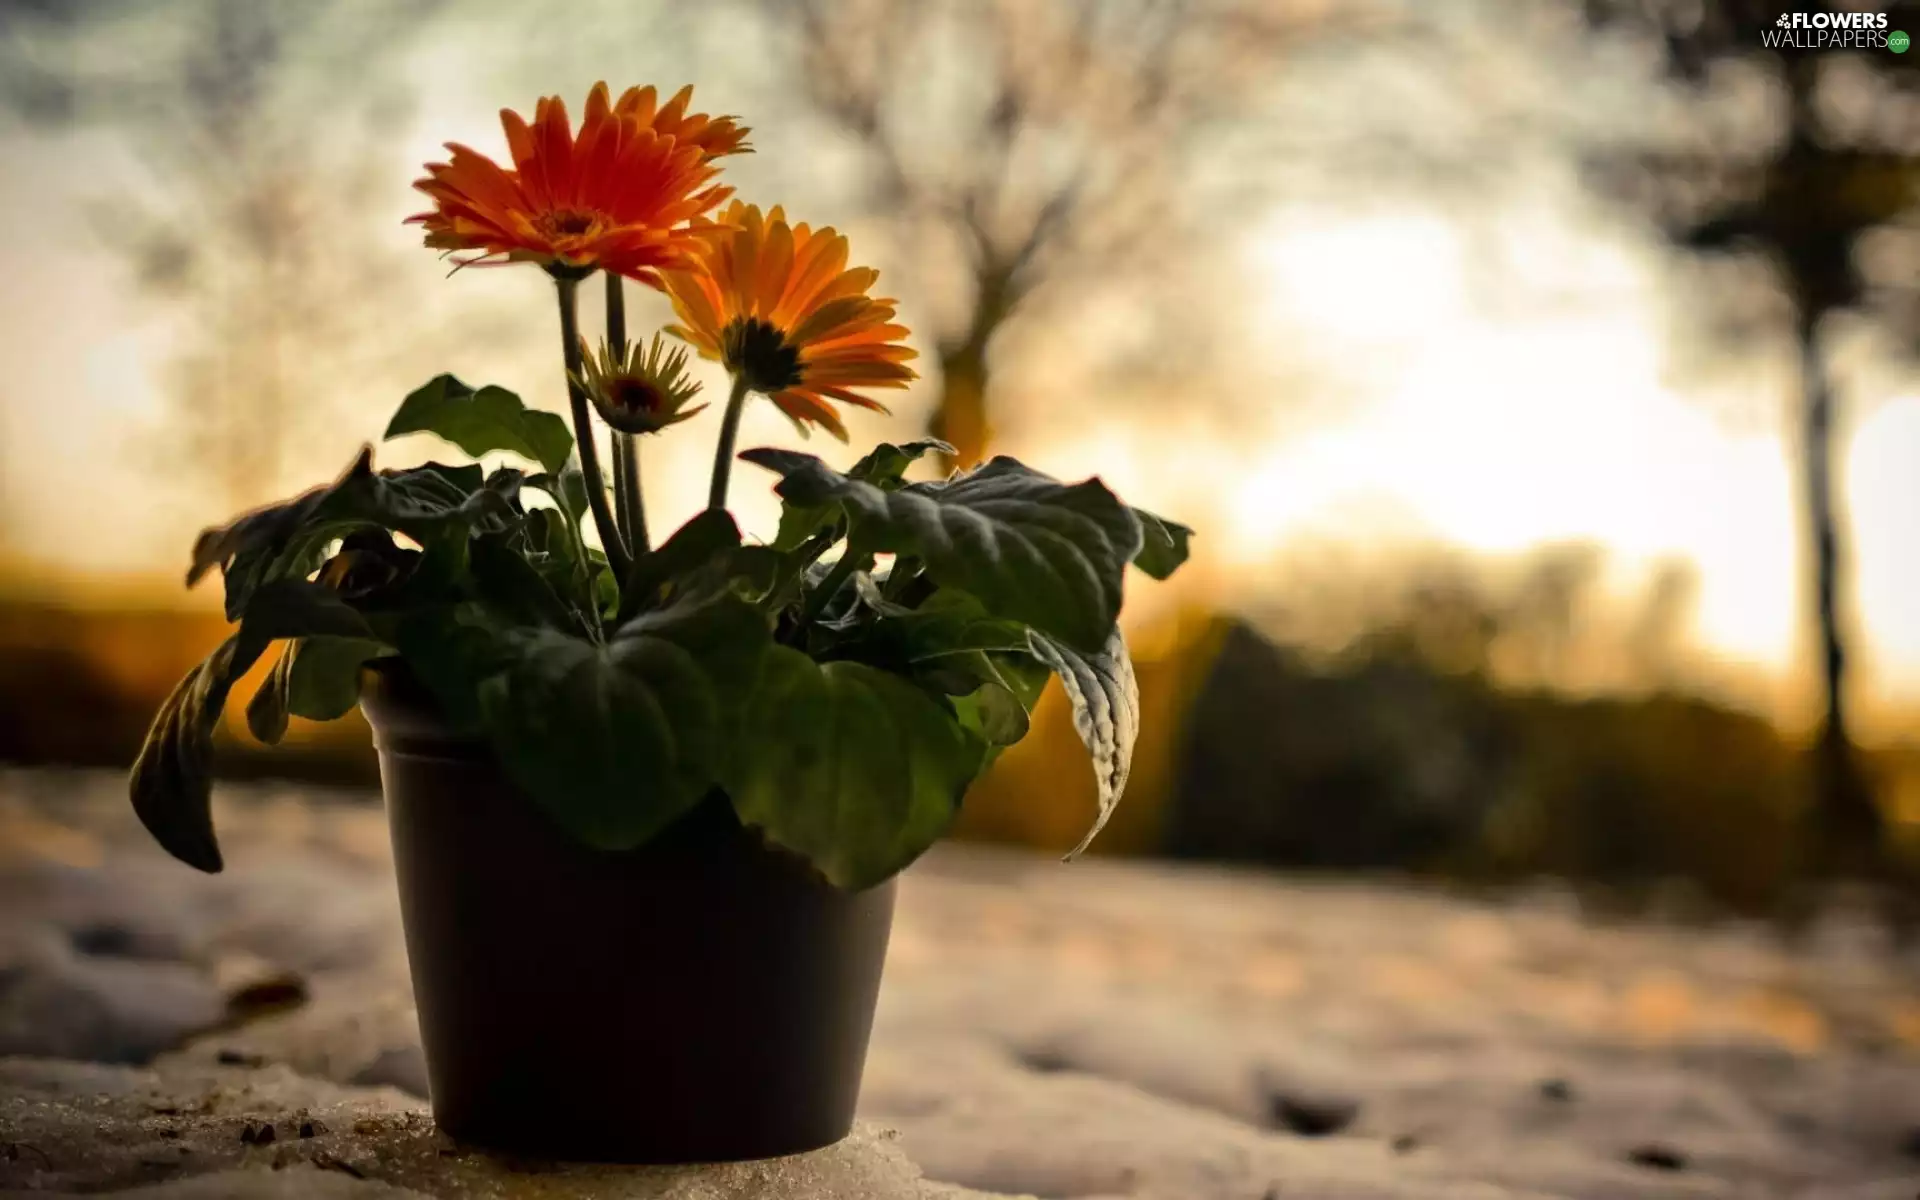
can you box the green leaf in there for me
[770,497,840,554]
[618,509,742,621]
[1133,509,1194,580]
[1030,627,1139,859]
[996,651,1052,712]
[287,636,387,721]
[870,589,1032,662]
[248,634,387,741]
[471,531,585,634]
[756,536,836,615]
[525,467,589,523]
[742,451,1142,653]
[385,374,573,474]
[952,677,1031,747]
[188,447,373,613]
[723,651,988,890]
[129,579,378,873]
[760,440,949,554]
[473,592,772,850]
[592,557,619,616]
[392,606,512,733]
[728,545,784,604]
[847,438,955,486]
[240,578,379,643]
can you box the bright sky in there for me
[1012,198,1919,734]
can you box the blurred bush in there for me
[0,597,376,786]
[1167,621,1812,911]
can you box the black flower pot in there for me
[360,664,897,1164]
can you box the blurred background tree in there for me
[750,0,1363,469]
[0,0,442,511]
[1580,0,1920,878]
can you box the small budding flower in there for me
[574,332,708,435]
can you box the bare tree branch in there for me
[755,0,1361,466]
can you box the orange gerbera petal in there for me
[407,83,749,283]
[772,389,850,440]
[662,201,917,439]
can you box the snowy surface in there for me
[2,769,1918,1198]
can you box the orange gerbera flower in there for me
[409,83,748,282]
[606,84,750,161]
[663,202,917,440]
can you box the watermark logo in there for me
[1763,10,1901,50]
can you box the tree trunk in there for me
[1794,313,1880,876]
[931,337,992,472]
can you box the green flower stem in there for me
[707,373,753,511]
[611,441,634,547]
[603,272,650,555]
[554,275,631,583]
[882,555,922,602]
[800,543,868,628]
[604,269,628,358]
[616,438,647,554]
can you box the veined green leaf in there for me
[765,439,951,553]
[741,450,1142,654]
[385,374,573,474]
[472,592,771,850]
[873,589,1032,662]
[723,650,988,890]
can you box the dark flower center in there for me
[723,317,804,393]
[607,376,665,415]
[535,208,602,238]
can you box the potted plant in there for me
[129,82,1192,1164]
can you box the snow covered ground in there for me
[2,769,1917,1198]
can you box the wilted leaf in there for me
[130,580,378,873]
[246,644,296,746]
[190,449,519,621]
[1030,626,1139,859]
